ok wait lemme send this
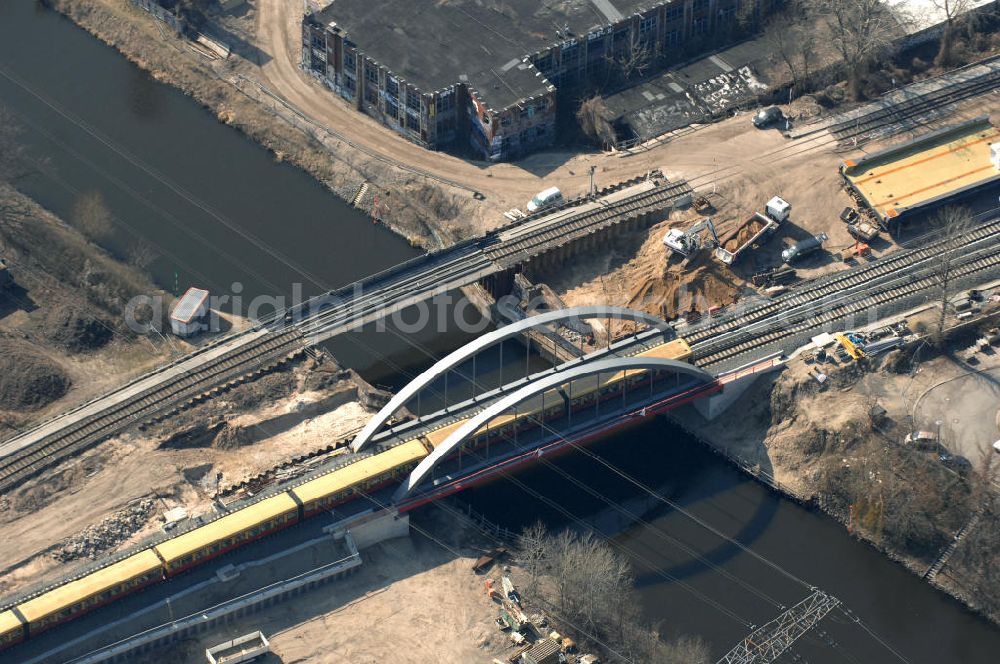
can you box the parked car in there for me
[752,106,784,128]
[781,233,828,263]
[903,431,939,450]
[526,186,563,213]
[939,453,972,475]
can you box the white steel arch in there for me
[392,356,713,502]
[351,306,671,452]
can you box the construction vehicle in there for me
[765,196,792,223]
[498,601,530,632]
[713,197,789,265]
[782,233,828,263]
[834,332,866,360]
[840,241,871,262]
[662,217,721,259]
[716,212,781,265]
[847,220,879,242]
[693,195,714,213]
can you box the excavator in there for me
[662,217,721,266]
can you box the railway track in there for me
[788,56,1000,151]
[686,216,1000,348]
[693,241,1000,367]
[830,71,1000,149]
[484,178,693,268]
[0,328,306,494]
[0,176,689,494]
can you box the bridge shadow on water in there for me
[456,412,784,589]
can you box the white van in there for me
[527,187,563,213]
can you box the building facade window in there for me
[666,4,684,22]
[639,15,657,36]
[437,89,455,112]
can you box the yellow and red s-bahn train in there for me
[0,440,428,652]
[0,337,693,653]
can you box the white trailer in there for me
[206,631,270,664]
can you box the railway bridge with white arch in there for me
[348,306,782,507]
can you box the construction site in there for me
[3,0,1000,662]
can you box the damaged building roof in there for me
[605,39,775,142]
[313,0,658,110]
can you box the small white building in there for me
[170,287,210,337]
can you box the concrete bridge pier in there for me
[694,353,785,421]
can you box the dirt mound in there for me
[43,304,114,352]
[53,499,155,562]
[720,217,765,253]
[554,218,744,332]
[158,421,223,450]
[213,423,253,450]
[0,340,71,410]
[625,253,739,320]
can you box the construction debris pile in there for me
[53,499,155,562]
[480,559,598,664]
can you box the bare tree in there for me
[576,96,617,148]
[931,206,975,346]
[514,520,549,596]
[930,0,976,66]
[609,36,654,81]
[0,106,30,185]
[820,0,896,100]
[763,1,823,95]
[127,237,159,270]
[514,525,711,662]
[71,191,115,246]
[764,21,814,93]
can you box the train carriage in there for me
[154,493,299,576]
[16,549,163,636]
[635,337,693,363]
[291,440,427,516]
[0,610,24,650]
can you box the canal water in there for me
[1,4,998,662]
[0,0,466,377]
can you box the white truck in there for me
[714,197,789,265]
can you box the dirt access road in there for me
[252,0,790,232]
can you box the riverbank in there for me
[49,0,474,250]
[0,184,180,435]
[669,308,1000,628]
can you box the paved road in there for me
[913,365,1000,460]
